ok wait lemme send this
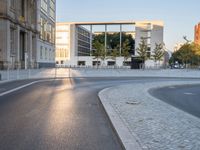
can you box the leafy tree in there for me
[151,43,165,67]
[136,38,148,69]
[122,39,131,63]
[110,48,120,61]
[92,41,105,68]
[178,44,193,67]
[108,48,120,67]
[170,43,200,68]
[93,32,135,56]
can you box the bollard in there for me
[0,73,1,80]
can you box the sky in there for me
[56,0,200,51]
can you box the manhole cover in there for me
[126,101,141,105]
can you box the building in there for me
[56,21,164,68]
[0,0,38,69]
[0,0,56,70]
[37,0,56,68]
[194,23,200,45]
[56,23,92,66]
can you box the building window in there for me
[41,0,48,13]
[51,27,55,44]
[49,0,56,20]
[45,48,48,60]
[40,46,43,59]
[40,17,47,41]
[20,0,25,17]
[10,0,15,10]
[78,61,85,66]
[93,61,101,66]
[10,28,15,56]
[49,49,51,60]
[107,61,116,66]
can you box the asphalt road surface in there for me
[0,77,200,150]
[150,84,200,118]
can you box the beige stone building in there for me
[0,0,56,69]
[0,0,38,69]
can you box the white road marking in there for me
[0,79,61,97]
[184,92,195,95]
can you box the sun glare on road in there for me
[44,80,76,136]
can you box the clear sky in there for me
[56,0,200,51]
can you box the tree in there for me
[178,45,193,67]
[110,48,120,67]
[136,38,148,69]
[169,43,200,68]
[92,41,105,68]
[121,39,131,64]
[93,33,135,54]
[151,43,165,67]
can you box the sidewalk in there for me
[0,68,70,83]
[1,68,200,83]
[99,81,200,150]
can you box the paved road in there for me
[0,77,200,150]
[150,84,200,119]
[0,79,42,94]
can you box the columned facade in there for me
[0,0,38,69]
[56,21,164,68]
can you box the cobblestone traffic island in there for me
[99,81,200,150]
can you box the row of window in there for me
[76,61,131,66]
[78,34,90,43]
[77,27,90,37]
[40,17,55,44]
[56,48,69,58]
[78,40,90,48]
[41,0,56,20]
[78,46,90,56]
[40,46,55,61]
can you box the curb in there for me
[98,81,200,150]
[98,88,143,150]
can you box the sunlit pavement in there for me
[0,77,200,150]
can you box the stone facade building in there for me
[0,0,56,69]
[37,0,56,68]
[0,0,38,69]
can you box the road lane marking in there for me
[0,79,61,97]
[183,92,195,95]
[0,81,38,97]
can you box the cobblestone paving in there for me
[101,81,200,150]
